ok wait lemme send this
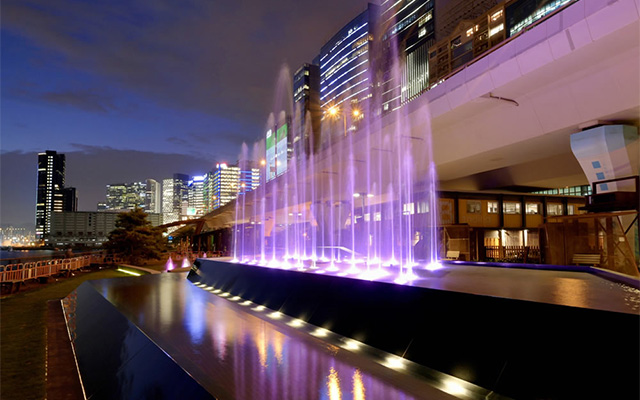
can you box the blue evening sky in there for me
[1,0,368,227]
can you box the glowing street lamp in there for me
[326,106,362,136]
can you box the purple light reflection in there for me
[94,274,424,399]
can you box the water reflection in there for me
[86,274,418,400]
[327,367,342,400]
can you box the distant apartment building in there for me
[48,211,162,247]
[35,150,77,240]
[162,174,189,224]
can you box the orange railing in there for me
[0,252,123,284]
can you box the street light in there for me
[326,105,362,136]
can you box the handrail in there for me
[0,252,123,284]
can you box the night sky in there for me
[1,0,369,228]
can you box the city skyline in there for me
[1,0,371,228]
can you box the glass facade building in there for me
[187,175,206,217]
[35,150,71,240]
[379,0,436,111]
[162,174,189,225]
[319,5,379,113]
[293,63,321,155]
[209,163,260,210]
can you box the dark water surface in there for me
[83,273,459,400]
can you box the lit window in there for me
[403,203,415,215]
[466,200,481,214]
[525,203,540,214]
[487,201,499,214]
[503,202,521,214]
[491,10,503,21]
[418,27,426,38]
[489,24,504,37]
[547,204,563,216]
[466,28,474,37]
[567,205,575,215]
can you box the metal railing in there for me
[0,253,125,284]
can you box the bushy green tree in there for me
[104,208,167,265]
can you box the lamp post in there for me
[327,106,361,137]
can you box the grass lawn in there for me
[0,267,130,400]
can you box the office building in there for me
[104,180,160,213]
[105,182,145,211]
[293,62,322,155]
[162,174,189,224]
[210,163,260,210]
[379,0,436,110]
[427,0,572,84]
[48,211,162,247]
[319,4,380,122]
[35,150,75,240]
[62,187,78,213]
[187,175,206,217]
[145,179,161,214]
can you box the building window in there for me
[567,205,575,215]
[547,204,563,216]
[503,202,521,214]
[525,203,540,214]
[487,201,499,214]
[466,200,481,214]
[403,203,415,215]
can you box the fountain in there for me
[230,61,440,284]
[165,256,175,271]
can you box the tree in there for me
[104,208,167,265]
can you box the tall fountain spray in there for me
[231,44,439,282]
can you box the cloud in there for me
[40,90,116,112]
[2,0,370,124]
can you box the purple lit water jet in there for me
[230,54,440,284]
[165,257,175,271]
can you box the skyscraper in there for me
[105,182,147,211]
[162,174,189,224]
[379,0,436,111]
[209,163,260,210]
[319,4,380,117]
[293,62,321,155]
[35,150,66,240]
[187,175,206,217]
[145,179,161,214]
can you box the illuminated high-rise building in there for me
[187,175,206,217]
[145,179,161,214]
[210,163,260,210]
[105,182,144,211]
[378,0,436,112]
[293,62,321,155]
[319,4,380,118]
[162,174,189,224]
[35,150,68,240]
